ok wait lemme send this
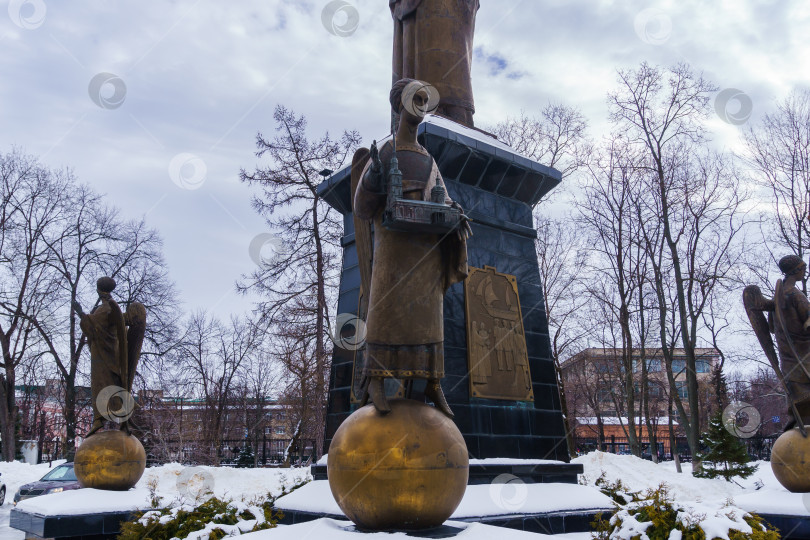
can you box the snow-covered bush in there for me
[118,476,309,539]
[118,497,281,540]
[592,485,779,540]
[589,471,638,505]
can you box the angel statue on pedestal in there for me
[744,255,810,436]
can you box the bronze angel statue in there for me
[744,255,810,436]
[73,276,146,436]
[351,79,472,418]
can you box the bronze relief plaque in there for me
[464,265,533,401]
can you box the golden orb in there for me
[74,430,146,491]
[327,399,468,531]
[771,427,810,493]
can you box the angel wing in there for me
[743,285,779,376]
[351,148,372,320]
[124,302,146,392]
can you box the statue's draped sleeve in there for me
[435,166,469,290]
[354,144,389,221]
[350,148,373,320]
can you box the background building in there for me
[561,348,720,457]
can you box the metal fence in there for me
[141,436,318,467]
[575,435,778,461]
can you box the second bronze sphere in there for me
[771,427,810,493]
[74,430,146,491]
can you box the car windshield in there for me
[40,465,77,481]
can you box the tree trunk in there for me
[312,198,327,460]
[668,395,681,473]
[0,373,16,461]
[553,355,576,458]
[0,332,18,461]
[64,381,77,460]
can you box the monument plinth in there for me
[320,114,567,463]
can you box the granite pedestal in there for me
[318,114,568,462]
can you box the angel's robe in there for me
[79,296,126,423]
[354,139,467,379]
[390,0,479,127]
[774,284,810,413]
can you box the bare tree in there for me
[233,344,281,466]
[578,134,647,456]
[743,90,810,294]
[0,150,68,460]
[239,105,361,456]
[535,217,588,457]
[175,312,262,465]
[609,62,748,473]
[271,327,324,466]
[489,103,589,180]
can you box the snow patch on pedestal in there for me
[274,480,612,518]
[734,491,810,517]
[15,488,152,516]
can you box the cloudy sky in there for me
[2,0,808,318]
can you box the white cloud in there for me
[1,0,807,318]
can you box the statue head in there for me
[97,276,116,296]
[390,79,439,126]
[779,255,806,278]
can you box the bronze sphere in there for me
[74,430,146,491]
[327,398,468,531]
[771,427,810,493]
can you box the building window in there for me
[675,381,688,399]
[647,358,661,372]
[596,388,612,403]
[649,384,664,399]
[696,359,711,373]
[672,359,686,374]
[275,426,285,435]
[595,361,611,374]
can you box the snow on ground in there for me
[5,452,806,539]
[135,462,311,504]
[0,460,67,540]
[573,452,807,516]
[574,452,755,501]
[12,463,312,518]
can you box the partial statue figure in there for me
[73,277,146,436]
[391,0,480,127]
[744,255,810,433]
[351,78,472,417]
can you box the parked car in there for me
[14,462,81,504]
[0,472,6,505]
